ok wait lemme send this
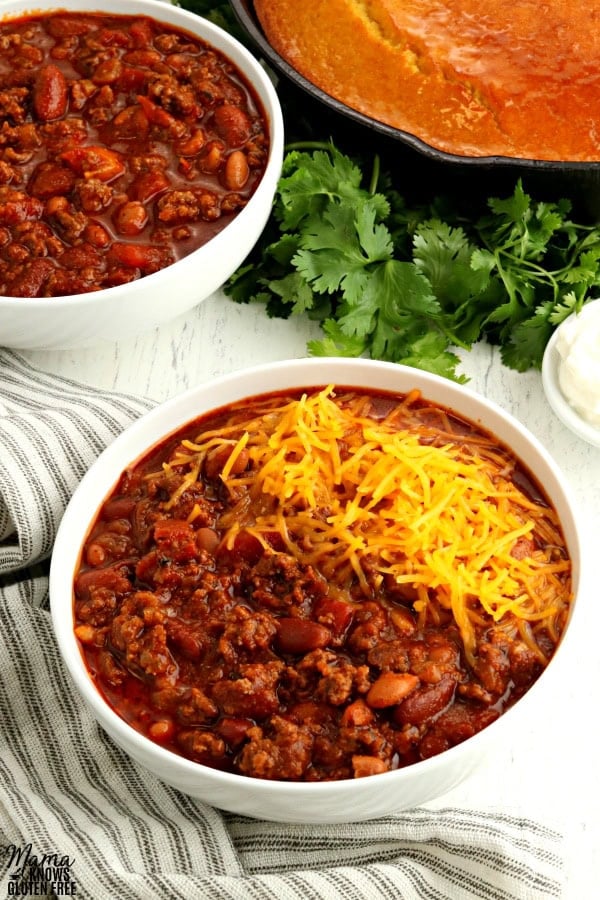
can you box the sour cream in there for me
[555,301,600,428]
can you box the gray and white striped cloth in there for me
[0,349,564,899]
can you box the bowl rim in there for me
[541,313,600,448]
[49,357,584,796]
[0,0,285,310]
[229,0,600,171]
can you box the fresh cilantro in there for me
[225,143,600,380]
[178,2,600,380]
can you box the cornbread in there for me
[255,0,600,161]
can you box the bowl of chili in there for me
[0,0,283,349]
[49,357,583,823]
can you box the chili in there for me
[0,12,269,298]
[73,387,572,781]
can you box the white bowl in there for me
[542,304,600,448]
[0,0,284,350]
[49,358,583,823]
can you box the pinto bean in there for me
[74,624,96,645]
[84,222,111,248]
[196,526,220,555]
[113,200,148,236]
[352,755,388,778]
[85,542,107,567]
[366,672,420,708]
[148,719,175,743]
[222,150,249,191]
[340,699,375,727]
[199,141,225,174]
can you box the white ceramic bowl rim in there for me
[49,357,584,802]
[0,0,284,311]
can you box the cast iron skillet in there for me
[229,0,600,175]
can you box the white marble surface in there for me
[21,291,600,898]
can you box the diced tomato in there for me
[61,146,125,182]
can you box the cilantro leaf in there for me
[308,319,368,357]
[500,302,555,371]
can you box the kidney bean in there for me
[124,50,161,68]
[102,497,137,520]
[216,530,264,566]
[47,15,95,38]
[213,104,252,146]
[109,242,173,272]
[216,716,254,748]
[74,560,134,600]
[84,222,111,249]
[222,150,249,191]
[115,66,147,97]
[393,675,456,726]
[366,672,420,708]
[168,626,204,661]
[33,64,68,121]
[419,705,500,759]
[275,618,331,654]
[314,595,355,636]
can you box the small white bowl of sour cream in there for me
[542,299,600,448]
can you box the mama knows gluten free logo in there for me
[2,843,77,896]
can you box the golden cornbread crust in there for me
[254,0,600,161]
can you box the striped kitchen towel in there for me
[0,349,564,900]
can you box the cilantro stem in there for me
[284,140,335,152]
[368,155,380,195]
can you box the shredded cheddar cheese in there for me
[165,386,572,665]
